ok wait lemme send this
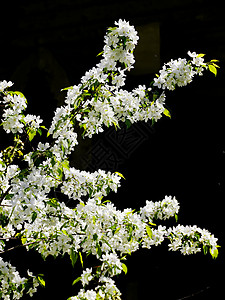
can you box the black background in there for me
[0,0,224,299]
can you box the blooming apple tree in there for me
[0,20,220,300]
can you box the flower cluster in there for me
[1,93,27,134]
[0,258,40,300]
[153,51,207,91]
[0,91,43,136]
[69,277,122,300]
[140,195,180,222]
[0,19,219,300]
[61,168,121,200]
[0,81,13,92]
[47,20,168,139]
[167,225,219,257]
[13,196,218,300]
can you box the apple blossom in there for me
[0,19,220,300]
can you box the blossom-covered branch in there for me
[0,19,219,300]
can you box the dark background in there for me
[0,0,224,299]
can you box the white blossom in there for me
[0,19,219,300]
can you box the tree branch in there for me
[0,240,39,255]
[177,286,210,300]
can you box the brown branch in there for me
[0,240,39,255]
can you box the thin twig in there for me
[0,237,17,240]
[0,186,12,205]
[177,286,210,300]
[0,240,38,255]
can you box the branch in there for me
[177,286,210,300]
[0,240,38,255]
[0,186,12,205]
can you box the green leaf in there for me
[5,194,14,200]
[72,277,81,286]
[125,119,132,129]
[146,225,152,239]
[93,233,98,241]
[31,211,37,223]
[211,62,220,68]
[7,91,26,99]
[163,108,171,118]
[101,238,113,251]
[70,249,78,268]
[97,51,104,57]
[96,243,102,257]
[126,209,135,216]
[148,222,156,226]
[21,237,27,245]
[122,263,128,275]
[61,160,70,170]
[210,247,219,259]
[113,121,120,131]
[79,251,84,268]
[115,171,125,180]
[46,198,59,209]
[61,86,73,91]
[28,128,36,141]
[208,64,217,76]
[197,53,205,57]
[57,167,63,180]
[174,213,178,222]
[203,245,208,255]
[37,275,45,287]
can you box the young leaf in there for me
[72,277,81,285]
[163,108,171,118]
[37,128,42,136]
[70,249,78,268]
[7,91,26,99]
[79,251,84,268]
[210,247,219,259]
[93,233,98,241]
[97,51,104,57]
[148,222,156,226]
[126,209,135,216]
[174,213,178,222]
[61,160,70,170]
[61,86,73,91]
[28,129,36,141]
[96,243,102,257]
[203,245,208,255]
[211,62,220,68]
[31,211,37,223]
[122,263,128,275]
[115,172,125,180]
[125,119,132,129]
[37,275,45,287]
[208,64,217,76]
[146,225,152,239]
[57,167,63,180]
[46,199,59,209]
[21,237,27,245]
[197,53,205,58]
